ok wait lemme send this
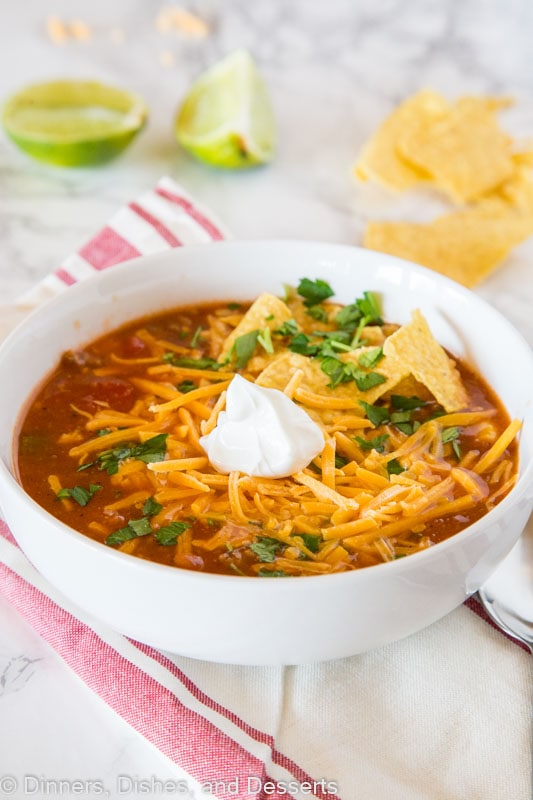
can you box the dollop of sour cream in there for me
[199,374,324,478]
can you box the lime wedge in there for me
[2,80,148,167]
[175,50,276,169]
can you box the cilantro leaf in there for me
[306,305,328,321]
[274,318,299,337]
[335,304,363,333]
[297,278,334,307]
[334,455,349,468]
[358,401,390,426]
[190,325,203,347]
[335,292,382,333]
[257,327,274,355]
[386,458,406,476]
[155,521,191,546]
[143,497,163,517]
[250,536,282,563]
[442,427,462,460]
[292,533,321,553]
[354,433,390,453]
[390,395,427,411]
[288,333,320,356]
[163,353,222,370]
[106,516,153,546]
[356,291,382,324]
[357,347,384,369]
[233,330,259,369]
[390,410,412,424]
[353,370,387,392]
[56,483,101,506]
[257,569,287,577]
[96,433,168,475]
[177,380,197,393]
[320,356,349,388]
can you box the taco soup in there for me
[16,279,520,577]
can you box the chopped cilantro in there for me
[356,291,383,324]
[335,291,382,333]
[320,356,349,388]
[357,347,384,369]
[335,304,364,333]
[395,421,421,436]
[190,325,203,348]
[257,568,287,577]
[106,516,152,546]
[233,330,259,369]
[96,428,112,437]
[354,433,390,453]
[128,518,153,536]
[292,533,321,553]
[390,410,412,424]
[155,521,191,546]
[227,302,242,311]
[257,327,274,355]
[353,370,387,392]
[358,400,390,427]
[274,318,299,337]
[334,454,349,468]
[177,380,196,393]
[442,427,462,459]
[56,483,101,507]
[250,536,281,563]
[390,395,427,411]
[288,333,320,356]
[386,458,406,476]
[143,497,163,517]
[306,305,328,322]
[163,353,222,370]
[93,433,168,475]
[297,278,334,307]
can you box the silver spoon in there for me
[478,514,533,652]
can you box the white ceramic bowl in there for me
[0,241,532,665]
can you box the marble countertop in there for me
[1,0,532,796]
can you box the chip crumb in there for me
[45,15,92,44]
[159,50,176,67]
[70,20,92,41]
[155,6,210,38]
[46,16,68,44]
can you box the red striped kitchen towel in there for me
[0,177,530,800]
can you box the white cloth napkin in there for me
[0,177,530,800]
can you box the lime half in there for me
[176,50,276,169]
[2,80,148,167]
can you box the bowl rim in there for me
[1,238,532,586]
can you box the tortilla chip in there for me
[382,310,468,412]
[219,293,292,362]
[354,90,449,191]
[364,204,533,287]
[397,95,515,203]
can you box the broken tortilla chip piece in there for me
[382,309,468,412]
[397,95,515,203]
[354,89,450,191]
[364,207,533,288]
[219,292,292,362]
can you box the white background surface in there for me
[1,0,532,797]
